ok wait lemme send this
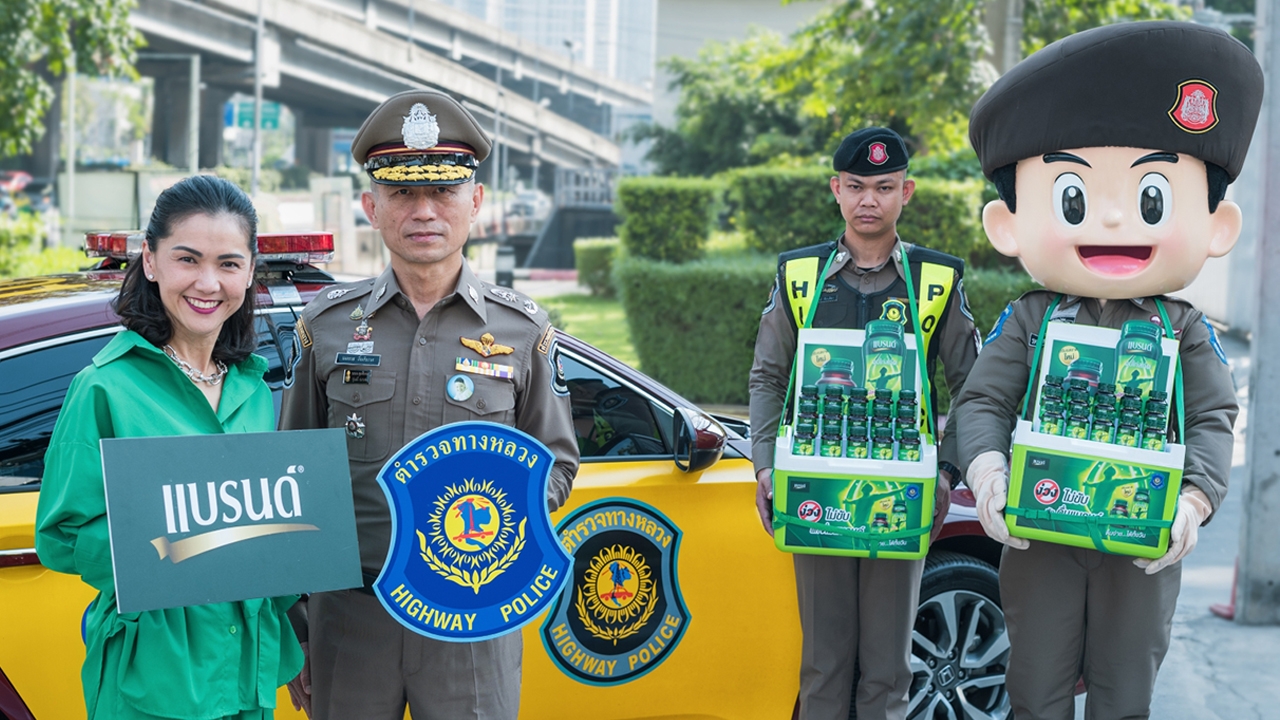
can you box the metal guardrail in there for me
[555,168,617,209]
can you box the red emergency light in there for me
[85,231,334,265]
[257,232,335,264]
[84,231,144,258]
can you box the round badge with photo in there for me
[447,374,475,402]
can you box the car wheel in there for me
[906,550,1010,719]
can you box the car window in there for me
[0,332,116,490]
[561,352,673,460]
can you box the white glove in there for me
[966,451,1029,550]
[1134,487,1211,575]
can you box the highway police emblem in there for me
[540,499,690,685]
[373,422,571,641]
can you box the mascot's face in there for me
[981,146,1242,299]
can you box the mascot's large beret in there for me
[970,21,1263,181]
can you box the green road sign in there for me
[235,101,281,130]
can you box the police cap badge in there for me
[970,21,1264,182]
[833,127,909,175]
[373,421,571,641]
[352,89,494,187]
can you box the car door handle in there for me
[0,548,40,567]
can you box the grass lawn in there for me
[534,293,639,368]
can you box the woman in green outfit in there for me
[35,175,304,719]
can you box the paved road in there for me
[1076,331,1280,719]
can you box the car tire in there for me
[847,551,1011,720]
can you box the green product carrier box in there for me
[1009,321,1184,558]
[772,326,935,560]
[1008,420,1184,558]
[773,429,936,559]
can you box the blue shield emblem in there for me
[540,499,690,685]
[374,421,571,641]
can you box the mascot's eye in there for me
[1138,173,1172,227]
[1053,173,1087,226]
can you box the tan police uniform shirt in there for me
[749,238,981,477]
[280,260,579,575]
[952,291,1236,516]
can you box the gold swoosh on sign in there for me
[150,523,319,564]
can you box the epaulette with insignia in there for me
[482,283,546,325]
[777,240,840,266]
[305,279,375,319]
[905,244,965,276]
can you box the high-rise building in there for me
[440,0,657,90]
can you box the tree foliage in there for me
[642,0,1190,176]
[1021,0,1190,55]
[632,31,837,177]
[0,0,141,157]
[783,0,995,156]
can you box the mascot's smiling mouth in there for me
[1077,245,1153,276]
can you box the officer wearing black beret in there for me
[280,89,578,720]
[954,21,1262,719]
[749,127,980,719]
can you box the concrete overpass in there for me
[27,0,651,190]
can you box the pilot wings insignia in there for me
[461,333,515,358]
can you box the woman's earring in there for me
[146,273,155,281]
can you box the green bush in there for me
[729,166,842,256]
[614,253,775,404]
[573,237,619,298]
[0,214,46,276]
[895,177,997,269]
[214,166,283,194]
[963,266,1042,337]
[616,177,721,263]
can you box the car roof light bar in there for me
[257,232,335,264]
[84,231,144,259]
[85,231,335,265]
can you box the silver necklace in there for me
[163,345,228,386]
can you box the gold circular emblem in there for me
[575,544,658,643]
[811,348,831,368]
[419,479,525,593]
[443,494,500,553]
[1058,345,1080,366]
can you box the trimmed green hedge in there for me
[616,177,722,263]
[727,166,1006,269]
[0,214,45,276]
[573,237,619,298]
[964,266,1042,337]
[728,166,843,256]
[614,253,775,404]
[896,178,992,268]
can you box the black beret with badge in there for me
[352,89,494,186]
[833,126,910,175]
[970,21,1264,181]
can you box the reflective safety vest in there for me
[778,240,963,381]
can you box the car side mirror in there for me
[673,407,727,473]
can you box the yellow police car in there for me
[0,236,1009,720]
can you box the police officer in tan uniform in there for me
[953,22,1261,719]
[750,127,981,720]
[279,89,579,720]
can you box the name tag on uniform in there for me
[336,353,381,367]
[455,357,514,379]
[344,369,371,384]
